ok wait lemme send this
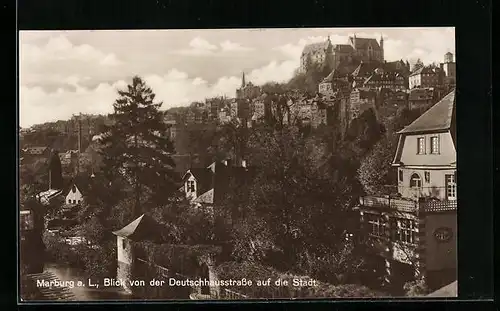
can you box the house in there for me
[182,159,252,210]
[36,189,64,206]
[363,72,406,90]
[318,62,355,99]
[349,88,377,121]
[65,183,84,205]
[351,61,383,86]
[355,89,456,291]
[251,95,266,124]
[63,176,91,205]
[183,167,214,202]
[408,88,435,112]
[22,146,51,159]
[409,66,441,89]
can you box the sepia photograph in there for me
[19,27,457,301]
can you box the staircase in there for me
[26,271,77,301]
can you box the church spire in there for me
[241,71,246,88]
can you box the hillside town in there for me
[20,31,457,301]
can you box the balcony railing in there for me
[358,196,457,213]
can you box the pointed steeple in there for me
[241,71,246,88]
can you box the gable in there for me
[66,184,83,198]
[393,131,456,167]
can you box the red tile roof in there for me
[398,89,455,134]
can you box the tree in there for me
[357,107,423,196]
[99,76,179,218]
[48,150,63,189]
[357,134,397,195]
[228,125,363,278]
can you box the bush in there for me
[80,240,117,279]
[133,241,222,277]
[43,232,85,269]
[404,279,430,297]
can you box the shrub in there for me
[42,232,85,269]
[80,240,117,279]
[404,279,430,297]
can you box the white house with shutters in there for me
[356,89,457,293]
[392,89,456,201]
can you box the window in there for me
[431,136,440,154]
[424,171,430,183]
[122,239,127,250]
[394,219,417,244]
[187,180,195,192]
[398,170,403,182]
[367,214,387,237]
[417,137,425,154]
[445,173,457,200]
[410,173,422,188]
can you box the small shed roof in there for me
[112,214,164,242]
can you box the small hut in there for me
[112,214,164,293]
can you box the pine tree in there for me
[100,76,178,218]
[48,149,63,190]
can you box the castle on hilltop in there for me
[300,34,385,73]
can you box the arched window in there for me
[410,173,422,188]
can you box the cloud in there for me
[20,80,128,128]
[20,59,298,127]
[220,40,254,52]
[20,34,121,66]
[174,37,219,56]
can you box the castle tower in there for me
[444,52,454,63]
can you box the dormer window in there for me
[187,180,195,192]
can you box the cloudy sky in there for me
[19,27,455,127]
